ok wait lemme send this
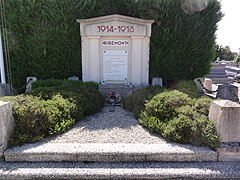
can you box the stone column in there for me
[88,36,100,82]
[131,37,143,86]
[209,100,240,161]
[81,36,90,82]
[141,37,150,87]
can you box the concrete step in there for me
[4,143,217,162]
[0,161,240,179]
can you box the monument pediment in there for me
[77,14,154,37]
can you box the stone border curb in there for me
[4,143,217,162]
[1,161,240,180]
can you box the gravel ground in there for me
[44,106,167,144]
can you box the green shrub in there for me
[139,90,191,125]
[32,79,64,89]
[0,80,104,146]
[192,96,212,116]
[139,90,219,149]
[0,94,76,146]
[123,86,165,117]
[171,80,199,98]
[30,80,104,117]
[162,105,219,148]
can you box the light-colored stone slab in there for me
[152,77,163,87]
[1,161,240,180]
[0,101,15,160]
[209,100,240,161]
[209,100,240,142]
[218,150,240,161]
[204,78,212,91]
[4,143,217,162]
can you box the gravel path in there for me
[45,106,167,144]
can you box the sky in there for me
[216,0,240,53]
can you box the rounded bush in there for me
[139,90,191,124]
[192,96,212,116]
[163,105,219,149]
[139,90,220,149]
[123,86,165,117]
[1,80,104,147]
[2,94,77,146]
[30,80,104,117]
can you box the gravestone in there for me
[205,62,231,84]
[68,76,79,81]
[152,77,163,87]
[77,15,154,96]
[0,84,11,96]
[216,83,239,102]
[194,78,204,94]
[25,77,37,93]
[203,78,212,92]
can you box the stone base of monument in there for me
[209,100,240,161]
[98,84,133,99]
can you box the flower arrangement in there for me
[105,91,121,104]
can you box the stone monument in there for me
[77,14,154,97]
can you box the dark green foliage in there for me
[192,96,212,116]
[5,0,222,88]
[163,104,219,148]
[0,94,76,146]
[123,86,165,117]
[0,80,104,146]
[30,80,104,117]
[32,79,64,89]
[139,90,192,132]
[170,80,199,98]
[146,0,223,82]
[139,90,220,149]
[215,44,236,61]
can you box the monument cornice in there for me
[77,14,154,26]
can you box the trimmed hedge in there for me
[0,80,104,146]
[5,0,222,88]
[139,90,219,149]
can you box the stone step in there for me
[98,84,133,98]
[0,161,240,179]
[4,143,217,162]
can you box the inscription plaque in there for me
[103,50,128,82]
